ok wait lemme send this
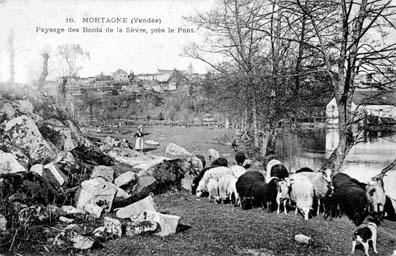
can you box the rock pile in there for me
[0,96,198,252]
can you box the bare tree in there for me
[37,51,49,92]
[57,43,90,77]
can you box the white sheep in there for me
[298,172,330,215]
[207,179,220,202]
[227,178,240,206]
[230,165,246,178]
[196,166,232,197]
[218,174,235,203]
[208,148,220,161]
[289,174,314,220]
[276,179,290,215]
[265,159,282,182]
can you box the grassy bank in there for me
[96,191,395,256]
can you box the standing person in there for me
[134,125,145,152]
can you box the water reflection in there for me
[277,127,396,197]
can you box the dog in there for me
[351,217,380,255]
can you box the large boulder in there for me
[43,162,69,187]
[3,115,58,164]
[71,145,114,166]
[115,195,157,219]
[90,165,114,182]
[134,210,180,237]
[0,150,27,174]
[38,118,78,151]
[131,159,188,199]
[114,171,137,188]
[165,143,191,156]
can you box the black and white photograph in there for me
[0,0,396,255]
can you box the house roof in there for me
[352,90,396,106]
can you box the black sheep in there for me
[252,177,279,212]
[384,195,396,221]
[270,164,289,179]
[331,173,369,226]
[295,167,314,173]
[236,171,265,210]
[191,166,216,195]
[195,154,206,168]
[235,151,246,166]
[211,157,228,167]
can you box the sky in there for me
[0,0,216,83]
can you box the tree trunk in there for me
[252,98,259,147]
[38,52,49,92]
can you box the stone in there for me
[43,162,69,187]
[76,178,118,216]
[0,214,7,231]
[103,217,122,237]
[0,150,27,174]
[165,143,191,156]
[125,220,158,236]
[91,165,114,182]
[295,234,312,245]
[0,103,17,121]
[134,210,180,237]
[115,195,157,219]
[38,119,78,151]
[59,216,74,224]
[15,100,34,114]
[131,175,157,199]
[4,115,58,164]
[71,145,114,166]
[114,171,137,188]
[71,234,95,250]
[30,164,44,176]
[83,203,103,218]
[61,205,86,215]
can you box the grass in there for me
[93,191,396,256]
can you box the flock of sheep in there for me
[191,150,396,226]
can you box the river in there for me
[277,127,396,197]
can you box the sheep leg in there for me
[317,198,321,216]
[351,241,356,254]
[267,201,271,213]
[295,207,298,216]
[372,239,378,254]
[362,242,369,256]
[277,202,280,214]
[284,200,288,215]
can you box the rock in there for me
[135,210,180,237]
[61,205,86,215]
[55,151,77,175]
[71,234,95,250]
[0,102,17,122]
[71,145,114,166]
[59,216,74,223]
[0,214,7,231]
[0,150,27,174]
[43,162,69,187]
[181,174,194,192]
[0,144,30,169]
[83,203,103,218]
[4,115,58,164]
[131,175,157,199]
[15,100,34,114]
[76,178,118,216]
[165,143,191,156]
[103,217,122,237]
[30,164,44,176]
[208,148,220,160]
[133,158,166,171]
[114,171,137,188]
[91,165,114,182]
[115,195,157,219]
[295,234,312,245]
[38,119,78,151]
[125,220,159,236]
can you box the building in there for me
[326,90,396,124]
[112,69,129,82]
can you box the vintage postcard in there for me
[0,0,396,255]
